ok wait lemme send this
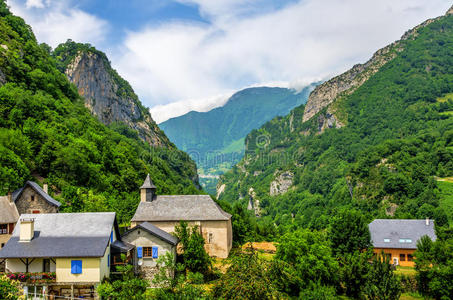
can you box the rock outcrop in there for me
[302,10,450,123]
[269,171,293,196]
[64,50,169,147]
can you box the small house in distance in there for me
[131,175,233,258]
[369,219,437,267]
[122,222,178,283]
[0,195,19,249]
[12,181,61,214]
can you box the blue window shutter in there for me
[137,247,143,258]
[110,231,113,243]
[152,246,158,258]
[71,260,82,274]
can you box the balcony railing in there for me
[6,272,56,283]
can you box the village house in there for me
[131,175,233,258]
[369,219,437,267]
[0,212,128,299]
[122,221,178,283]
[0,195,19,272]
[12,181,61,214]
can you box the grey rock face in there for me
[269,171,293,196]
[65,51,167,147]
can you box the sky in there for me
[7,0,452,123]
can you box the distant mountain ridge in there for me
[160,85,317,193]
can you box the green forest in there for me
[219,12,453,235]
[0,2,200,224]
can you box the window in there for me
[1,243,4,248]
[407,254,413,262]
[152,246,158,259]
[383,238,390,243]
[399,239,405,243]
[32,210,40,214]
[71,260,82,274]
[43,259,50,272]
[0,224,7,234]
[208,233,213,244]
[399,238,413,243]
[143,247,153,257]
[405,239,412,243]
[400,254,406,262]
[31,195,35,201]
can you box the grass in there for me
[437,180,453,226]
[436,92,453,103]
[395,266,417,276]
[400,292,424,300]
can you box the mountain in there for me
[218,7,453,231]
[52,40,170,147]
[0,2,200,223]
[160,85,316,192]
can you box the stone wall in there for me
[15,186,58,215]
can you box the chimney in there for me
[19,218,35,242]
[43,183,48,194]
[8,191,12,203]
[426,218,429,226]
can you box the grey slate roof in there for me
[13,181,61,208]
[0,212,117,258]
[0,196,19,224]
[131,195,232,222]
[111,240,135,254]
[140,174,156,189]
[369,219,436,249]
[123,222,179,246]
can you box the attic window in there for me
[399,239,412,243]
[31,196,35,201]
[384,239,390,243]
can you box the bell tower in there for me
[140,174,157,202]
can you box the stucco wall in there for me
[6,258,56,273]
[134,220,232,258]
[56,258,101,283]
[122,228,175,267]
[373,248,416,267]
[15,186,58,215]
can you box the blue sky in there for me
[8,0,453,122]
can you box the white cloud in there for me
[9,0,109,48]
[113,0,450,121]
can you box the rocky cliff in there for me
[302,6,453,123]
[53,42,170,147]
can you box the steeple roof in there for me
[140,174,156,189]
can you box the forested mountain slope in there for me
[219,8,453,232]
[161,85,315,192]
[0,2,200,223]
[52,40,171,147]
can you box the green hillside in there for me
[219,13,453,232]
[160,85,316,193]
[0,2,200,223]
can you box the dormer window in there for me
[399,238,412,243]
[384,238,390,243]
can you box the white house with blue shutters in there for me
[0,212,133,299]
[121,221,178,283]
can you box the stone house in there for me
[0,212,130,299]
[122,222,178,284]
[12,181,61,214]
[131,175,233,258]
[369,219,437,267]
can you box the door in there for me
[43,259,50,272]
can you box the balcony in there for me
[6,272,56,284]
